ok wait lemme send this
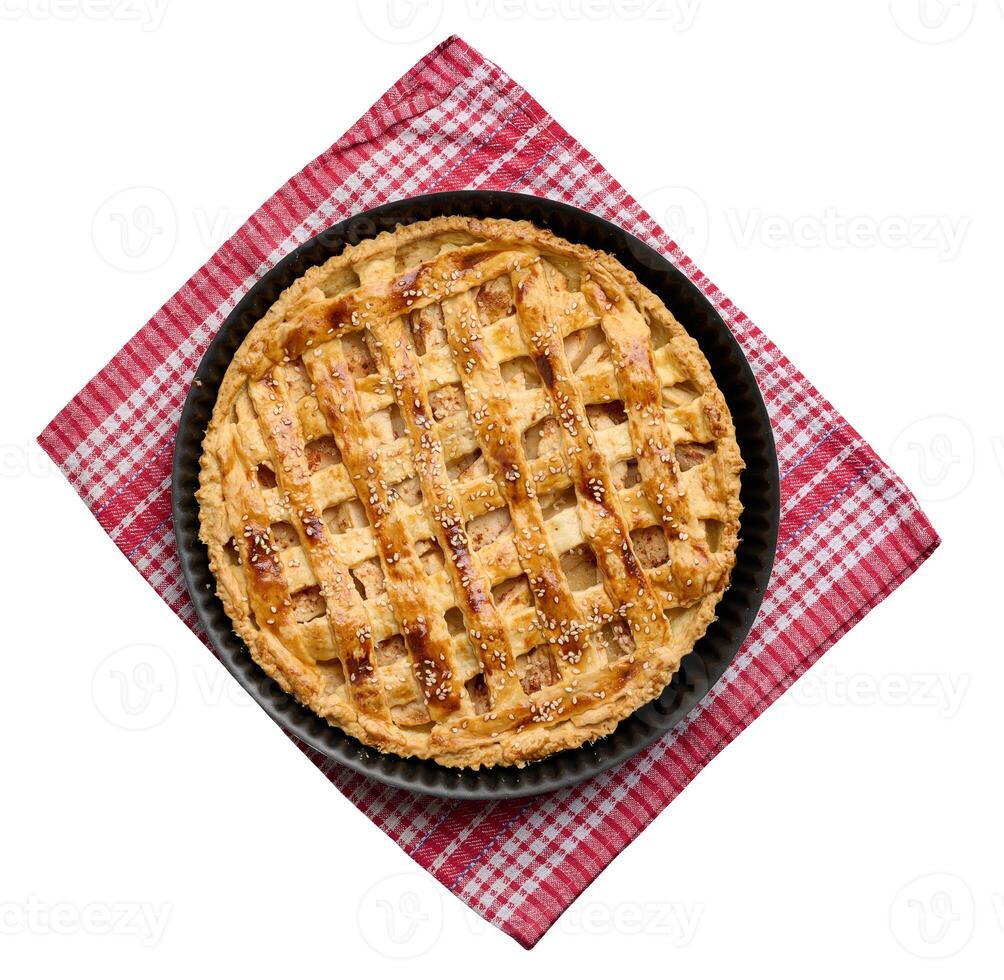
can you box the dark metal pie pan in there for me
[172,190,779,800]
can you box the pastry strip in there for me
[441,289,602,680]
[216,426,313,669]
[304,343,466,721]
[582,276,730,602]
[245,369,390,720]
[264,245,542,369]
[511,263,669,651]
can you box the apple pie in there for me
[197,216,743,768]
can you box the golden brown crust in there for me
[197,216,743,768]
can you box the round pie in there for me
[197,215,743,768]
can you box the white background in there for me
[1,0,1000,973]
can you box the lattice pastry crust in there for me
[197,216,743,768]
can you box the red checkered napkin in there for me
[40,35,939,948]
